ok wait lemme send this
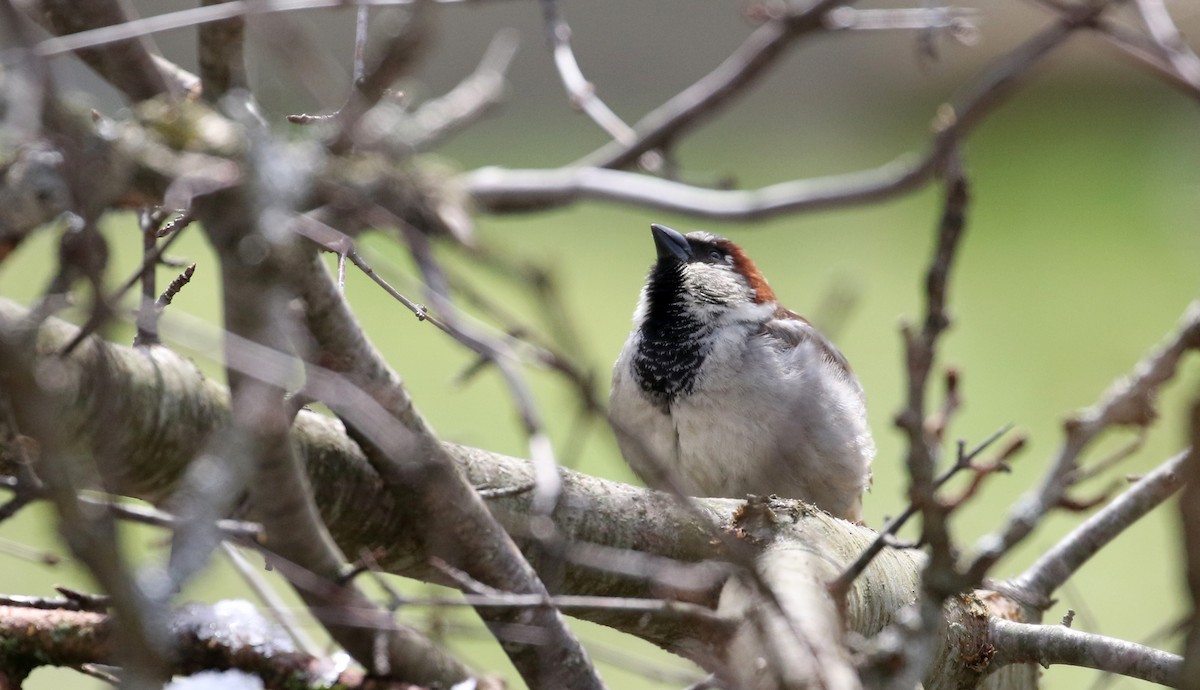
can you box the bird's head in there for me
[638,224,777,324]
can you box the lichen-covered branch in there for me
[0,602,396,690]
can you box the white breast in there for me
[610,320,874,522]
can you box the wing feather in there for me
[760,307,862,396]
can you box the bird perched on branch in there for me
[610,224,874,522]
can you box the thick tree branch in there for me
[0,314,172,690]
[0,298,939,674]
[2,297,1190,688]
[990,618,1181,686]
[27,0,171,101]
[1180,398,1200,688]
[197,0,250,102]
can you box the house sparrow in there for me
[610,224,874,522]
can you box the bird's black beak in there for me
[651,224,691,262]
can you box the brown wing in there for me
[761,306,861,393]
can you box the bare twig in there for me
[395,218,565,527]
[868,152,970,690]
[59,211,194,356]
[221,543,324,658]
[429,555,729,624]
[900,151,969,550]
[825,6,979,39]
[829,424,1015,597]
[353,3,370,83]
[193,173,471,685]
[133,209,164,347]
[1070,429,1146,483]
[0,535,60,566]
[330,1,431,153]
[9,479,269,543]
[29,0,468,59]
[539,0,636,145]
[155,263,197,312]
[95,494,264,541]
[402,29,519,152]
[1025,0,1200,100]
[575,0,846,170]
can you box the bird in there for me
[609,224,874,522]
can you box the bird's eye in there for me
[709,250,723,262]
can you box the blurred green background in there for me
[3,1,1200,688]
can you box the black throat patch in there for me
[633,262,711,410]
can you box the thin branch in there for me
[575,0,846,170]
[102,495,263,541]
[868,151,970,690]
[353,3,369,83]
[1024,0,1200,101]
[466,0,1122,219]
[4,484,270,542]
[901,151,969,555]
[403,29,519,152]
[1134,0,1200,90]
[539,0,636,145]
[221,543,324,658]
[30,0,470,59]
[394,218,565,525]
[155,263,197,312]
[60,211,194,356]
[330,1,431,154]
[1008,449,1189,606]
[829,425,1016,597]
[965,301,1200,584]
[464,154,936,219]
[1070,429,1146,483]
[132,209,164,347]
[824,6,980,37]
[301,217,572,529]
[346,28,518,163]
[990,617,1182,686]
